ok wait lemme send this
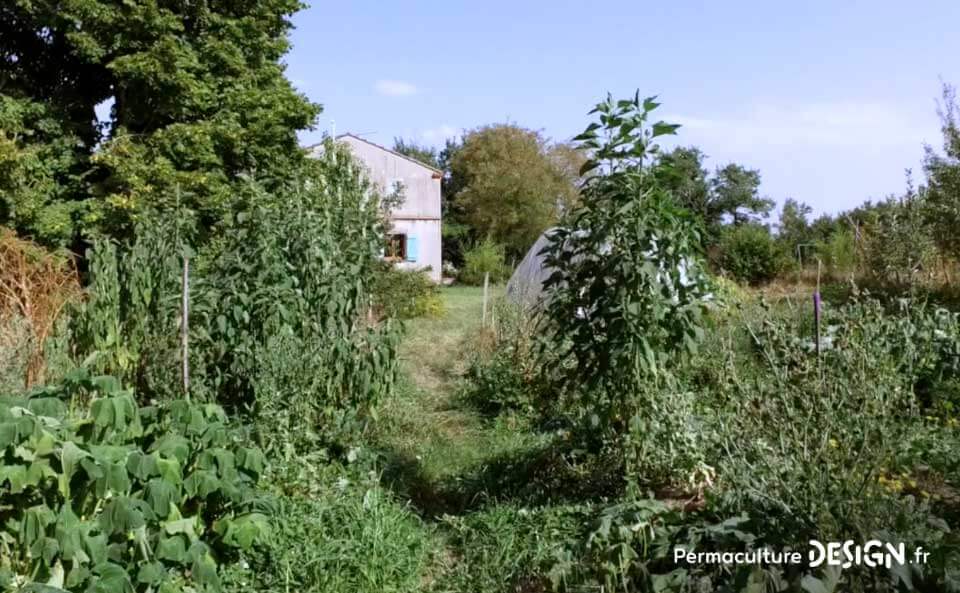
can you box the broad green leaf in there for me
[218,513,269,550]
[98,497,146,535]
[59,441,89,498]
[651,122,681,138]
[136,561,166,585]
[88,562,134,593]
[184,470,220,498]
[164,516,199,540]
[157,535,188,564]
[125,451,158,481]
[145,478,179,518]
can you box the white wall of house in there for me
[308,134,443,282]
[389,218,442,279]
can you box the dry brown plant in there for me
[0,230,80,386]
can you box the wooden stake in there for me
[181,256,190,399]
[482,272,490,327]
[814,260,821,361]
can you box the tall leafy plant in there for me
[72,216,187,397]
[539,93,711,487]
[73,140,400,458]
[196,149,400,454]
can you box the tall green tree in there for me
[449,124,581,257]
[810,213,840,242]
[776,197,813,251]
[711,163,774,226]
[655,147,710,215]
[1,0,319,246]
[863,188,936,285]
[655,147,773,245]
[392,137,440,169]
[924,83,960,261]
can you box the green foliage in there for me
[711,163,774,225]
[391,138,440,170]
[0,96,87,246]
[463,300,542,416]
[924,83,960,262]
[372,263,444,320]
[706,300,956,525]
[2,0,319,244]
[654,147,710,217]
[715,300,918,541]
[458,237,509,285]
[230,485,430,593]
[777,197,814,251]
[655,147,773,246]
[540,93,711,487]
[72,140,400,458]
[0,367,267,592]
[438,504,587,593]
[71,218,185,396]
[716,222,788,284]
[861,189,936,287]
[195,162,399,441]
[449,125,582,257]
[439,498,804,593]
[817,227,857,279]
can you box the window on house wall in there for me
[386,233,406,261]
[385,233,418,263]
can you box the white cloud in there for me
[421,125,458,144]
[374,79,418,97]
[663,100,935,150]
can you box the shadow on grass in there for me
[377,438,625,519]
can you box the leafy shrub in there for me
[0,367,267,592]
[371,263,444,319]
[194,170,400,452]
[716,223,788,284]
[817,227,858,280]
[862,193,936,288]
[463,300,541,416]
[458,237,509,285]
[710,299,960,547]
[71,221,185,400]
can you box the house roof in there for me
[306,133,443,175]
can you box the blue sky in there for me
[286,0,960,217]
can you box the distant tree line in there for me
[388,84,960,289]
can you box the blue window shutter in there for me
[406,236,419,262]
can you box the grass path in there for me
[372,285,560,590]
[374,286,538,493]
